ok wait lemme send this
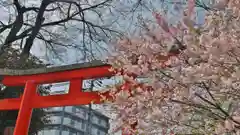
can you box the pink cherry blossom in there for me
[103,2,240,134]
[153,12,170,33]
[215,123,226,134]
[187,0,195,17]
[233,116,240,122]
[225,119,234,131]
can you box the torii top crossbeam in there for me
[0,60,112,86]
[0,60,115,135]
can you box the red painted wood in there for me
[2,65,112,86]
[0,98,21,110]
[0,91,112,110]
[0,64,132,135]
[69,79,83,95]
[13,81,37,135]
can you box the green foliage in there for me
[0,47,51,135]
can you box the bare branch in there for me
[21,0,49,60]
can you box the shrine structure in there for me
[0,60,120,135]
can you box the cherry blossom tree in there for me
[102,0,240,134]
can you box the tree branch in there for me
[20,0,49,60]
[1,0,24,52]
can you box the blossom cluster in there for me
[105,0,240,134]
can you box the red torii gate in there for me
[0,49,183,135]
[0,60,125,135]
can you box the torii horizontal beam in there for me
[0,60,113,86]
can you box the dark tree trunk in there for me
[20,0,49,62]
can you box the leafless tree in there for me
[0,0,211,64]
[0,0,125,63]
